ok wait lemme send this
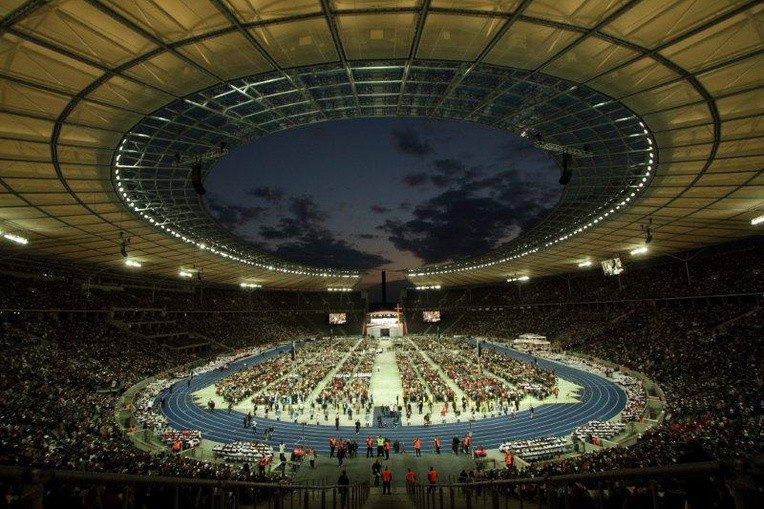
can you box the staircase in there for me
[361,487,416,509]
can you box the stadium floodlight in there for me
[328,287,352,292]
[630,246,648,256]
[125,259,142,268]
[2,233,28,245]
[179,270,193,278]
[415,285,441,290]
[240,282,262,289]
[507,276,530,282]
[577,261,592,268]
[752,215,764,225]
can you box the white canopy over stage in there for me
[364,310,406,338]
[513,333,551,348]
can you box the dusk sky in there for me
[205,117,561,286]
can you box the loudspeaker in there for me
[559,153,572,185]
[191,162,206,195]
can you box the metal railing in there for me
[406,462,724,509]
[0,466,369,509]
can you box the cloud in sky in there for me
[272,232,389,270]
[391,127,432,157]
[402,172,429,187]
[379,166,559,264]
[205,117,561,277]
[370,204,391,214]
[206,196,266,229]
[247,186,284,203]
[213,193,388,270]
[402,158,483,189]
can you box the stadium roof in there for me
[0,0,761,290]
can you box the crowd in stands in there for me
[458,299,764,476]
[178,313,316,349]
[405,243,764,312]
[0,274,105,310]
[0,240,762,494]
[0,318,275,481]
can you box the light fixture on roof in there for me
[415,285,441,290]
[533,139,592,186]
[577,261,592,268]
[119,231,130,258]
[630,246,648,256]
[507,276,529,282]
[2,233,28,245]
[240,282,262,289]
[328,287,352,292]
[752,215,764,226]
[125,259,141,268]
[179,270,193,278]
[641,217,653,244]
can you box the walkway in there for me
[368,339,404,406]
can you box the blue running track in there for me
[161,342,626,454]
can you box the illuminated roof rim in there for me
[113,61,655,277]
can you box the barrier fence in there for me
[2,461,760,509]
[0,466,369,509]
[406,461,732,509]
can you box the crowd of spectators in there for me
[212,338,379,424]
[212,441,273,464]
[405,243,763,313]
[317,339,375,410]
[177,313,315,349]
[399,341,455,404]
[0,273,105,310]
[0,240,762,495]
[215,354,292,404]
[0,318,275,481]
[465,299,764,476]
[395,349,432,403]
[499,437,573,461]
[572,421,627,443]
[419,338,557,417]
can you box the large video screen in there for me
[423,311,441,323]
[329,313,347,325]
[601,257,624,276]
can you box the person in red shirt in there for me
[366,436,374,457]
[433,436,441,454]
[462,434,472,454]
[413,437,422,457]
[329,436,337,458]
[504,451,514,469]
[381,466,392,494]
[258,455,269,475]
[427,466,438,493]
[405,468,417,493]
[383,437,391,460]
